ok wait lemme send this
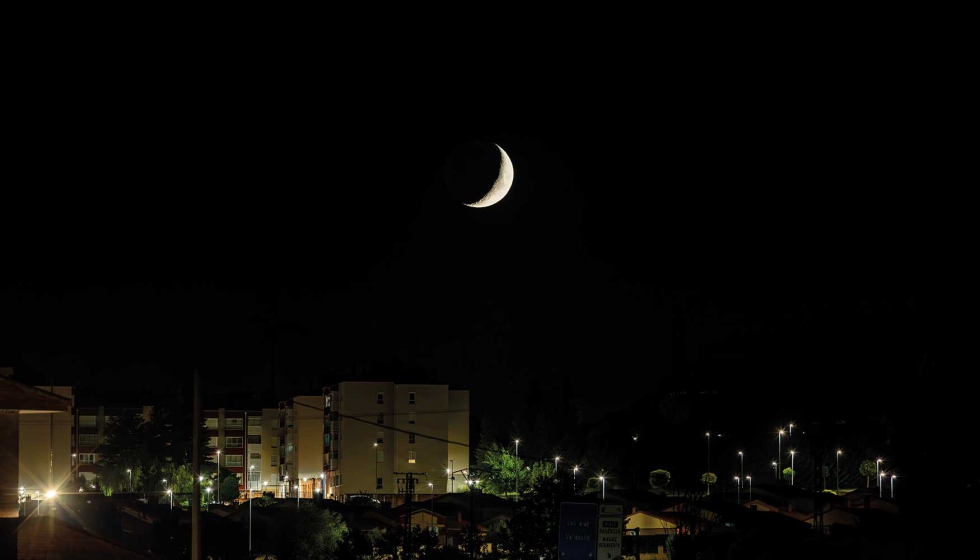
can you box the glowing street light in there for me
[890,475,896,499]
[249,465,255,556]
[746,476,752,503]
[205,487,211,510]
[127,469,132,492]
[514,439,521,497]
[836,450,842,494]
[599,474,606,501]
[734,476,740,504]
[573,465,579,492]
[428,482,434,527]
[738,452,744,488]
[777,430,784,481]
[876,458,883,488]
[705,432,711,474]
[216,449,222,504]
[167,489,172,511]
[879,473,884,498]
[45,490,56,499]
[772,461,777,479]
[554,456,560,474]
[790,451,796,485]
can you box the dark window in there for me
[409,433,416,444]
[377,392,384,404]
[376,477,382,489]
[409,392,416,405]
[377,413,384,425]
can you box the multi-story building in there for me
[73,405,153,485]
[277,396,324,499]
[16,385,74,497]
[322,382,469,503]
[204,408,278,498]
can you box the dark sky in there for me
[0,47,949,430]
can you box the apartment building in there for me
[277,396,324,499]
[204,408,278,497]
[17,385,74,497]
[322,382,469,503]
[73,405,153,485]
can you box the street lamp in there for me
[216,450,222,504]
[428,482,434,528]
[554,456,560,474]
[836,450,842,494]
[734,476,739,504]
[295,485,299,507]
[514,439,521,497]
[167,489,172,511]
[771,461,777,479]
[573,465,579,492]
[249,465,254,557]
[127,469,132,492]
[205,487,211,510]
[374,443,380,501]
[777,430,784,481]
[746,476,752,503]
[738,452,744,488]
[599,474,606,501]
[705,432,711,475]
[890,475,896,499]
[879,473,884,498]
[876,458,882,488]
[790,451,796,485]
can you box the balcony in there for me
[248,426,262,436]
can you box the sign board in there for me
[597,503,623,560]
[559,502,598,560]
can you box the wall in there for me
[447,389,470,494]
[18,387,72,495]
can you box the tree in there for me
[649,469,671,490]
[700,472,717,494]
[220,473,241,503]
[859,460,876,488]
[782,468,795,483]
[290,502,347,560]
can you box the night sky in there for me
[1,51,952,451]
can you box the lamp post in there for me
[127,469,132,492]
[374,443,379,501]
[514,439,520,498]
[876,458,882,488]
[879,473,884,498]
[772,462,777,480]
[167,489,172,511]
[836,450,842,494]
[890,475,896,499]
[554,456,560,474]
[216,450,221,504]
[747,476,752,503]
[705,432,711,475]
[295,485,299,507]
[734,476,739,504]
[790,451,795,485]
[249,465,254,557]
[428,482,434,529]
[738,452,744,488]
[599,474,606,501]
[205,487,210,510]
[573,465,579,493]
[777,430,784,482]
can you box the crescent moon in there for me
[463,144,514,208]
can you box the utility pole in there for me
[191,370,201,560]
[396,471,426,558]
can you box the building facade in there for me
[204,408,278,498]
[322,382,469,503]
[73,405,152,486]
[277,396,324,499]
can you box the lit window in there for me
[247,471,261,483]
[78,453,97,465]
[207,437,218,448]
[205,418,218,430]
[79,415,97,427]
[247,416,261,427]
[409,433,416,444]
[78,434,98,446]
[226,455,244,467]
[409,392,416,405]
[226,418,244,430]
[226,437,243,448]
[408,413,416,425]
[377,392,384,405]
[408,451,416,464]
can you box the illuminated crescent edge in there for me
[464,144,514,208]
